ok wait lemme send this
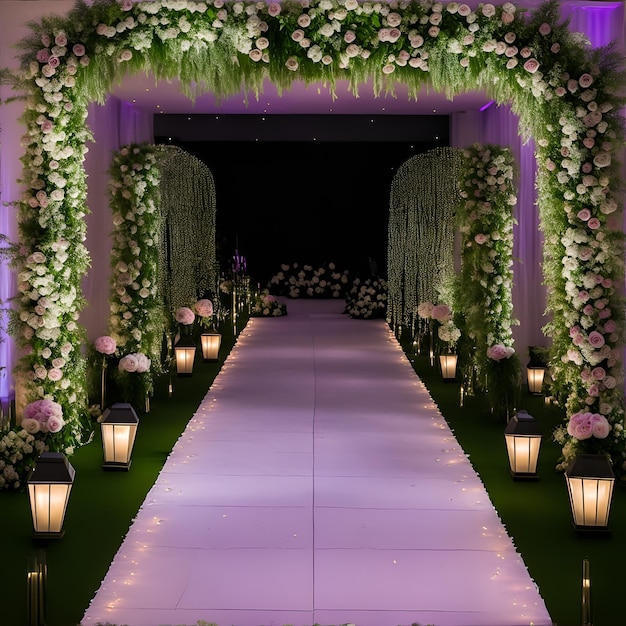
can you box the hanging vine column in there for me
[387,147,461,332]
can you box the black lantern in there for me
[565,454,614,535]
[27,452,75,538]
[504,411,542,480]
[101,402,139,470]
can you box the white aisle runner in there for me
[82,300,552,626]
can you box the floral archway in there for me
[3,0,626,475]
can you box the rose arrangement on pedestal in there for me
[94,335,117,410]
[175,306,196,335]
[194,299,215,329]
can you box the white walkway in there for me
[81,299,552,626]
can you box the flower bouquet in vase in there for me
[116,352,152,412]
[94,335,117,411]
[485,343,521,422]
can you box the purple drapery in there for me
[80,98,154,341]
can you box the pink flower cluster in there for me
[119,353,150,373]
[21,399,65,434]
[194,299,213,318]
[430,304,452,323]
[567,412,611,440]
[487,344,515,361]
[175,306,195,325]
[94,335,117,355]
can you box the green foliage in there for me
[455,143,520,420]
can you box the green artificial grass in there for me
[404,342,626,626]
[1,315,625,626]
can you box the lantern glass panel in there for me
[527,367,545,394]
[505,433,541,474]
[439,354,457,380]
[200,333,221,361]
[28,483,71,535]
[175,345,196,375]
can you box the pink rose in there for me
[474,233,488,244]
[194,299,214,318]
[603,320,617,333]
[588,331,605,348]
[487,344,515,361]
[431,304,452,323]
[175,306,195,325]
[579,73,594,88]
[122,0,133,10]
[523,58,540,74]
[135,353,151,373]
[603,376,617,389]
[538,22,551,36]
[48,368,63,382]
[577,209,591,221]
[567,412,593,439]
[54,33,68,47]
[587,218,601,230]
[591,414,610,438]
[95,335,117,355]
[587,384,600,397]
[22,418,41,435]
[46,415,65,433]
[72,43,86,57]
[267,2,281,16]
[36,49,51,63]
[119,354,138,373]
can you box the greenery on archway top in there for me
[2,0,626,477]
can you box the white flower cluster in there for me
[108,144,163,359]
[346,277,388,319]
[0,429,48,490]
[457,143,518,360]
[269,262,349,299]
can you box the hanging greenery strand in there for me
[157,145,217,326]
[388,147,461,331]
